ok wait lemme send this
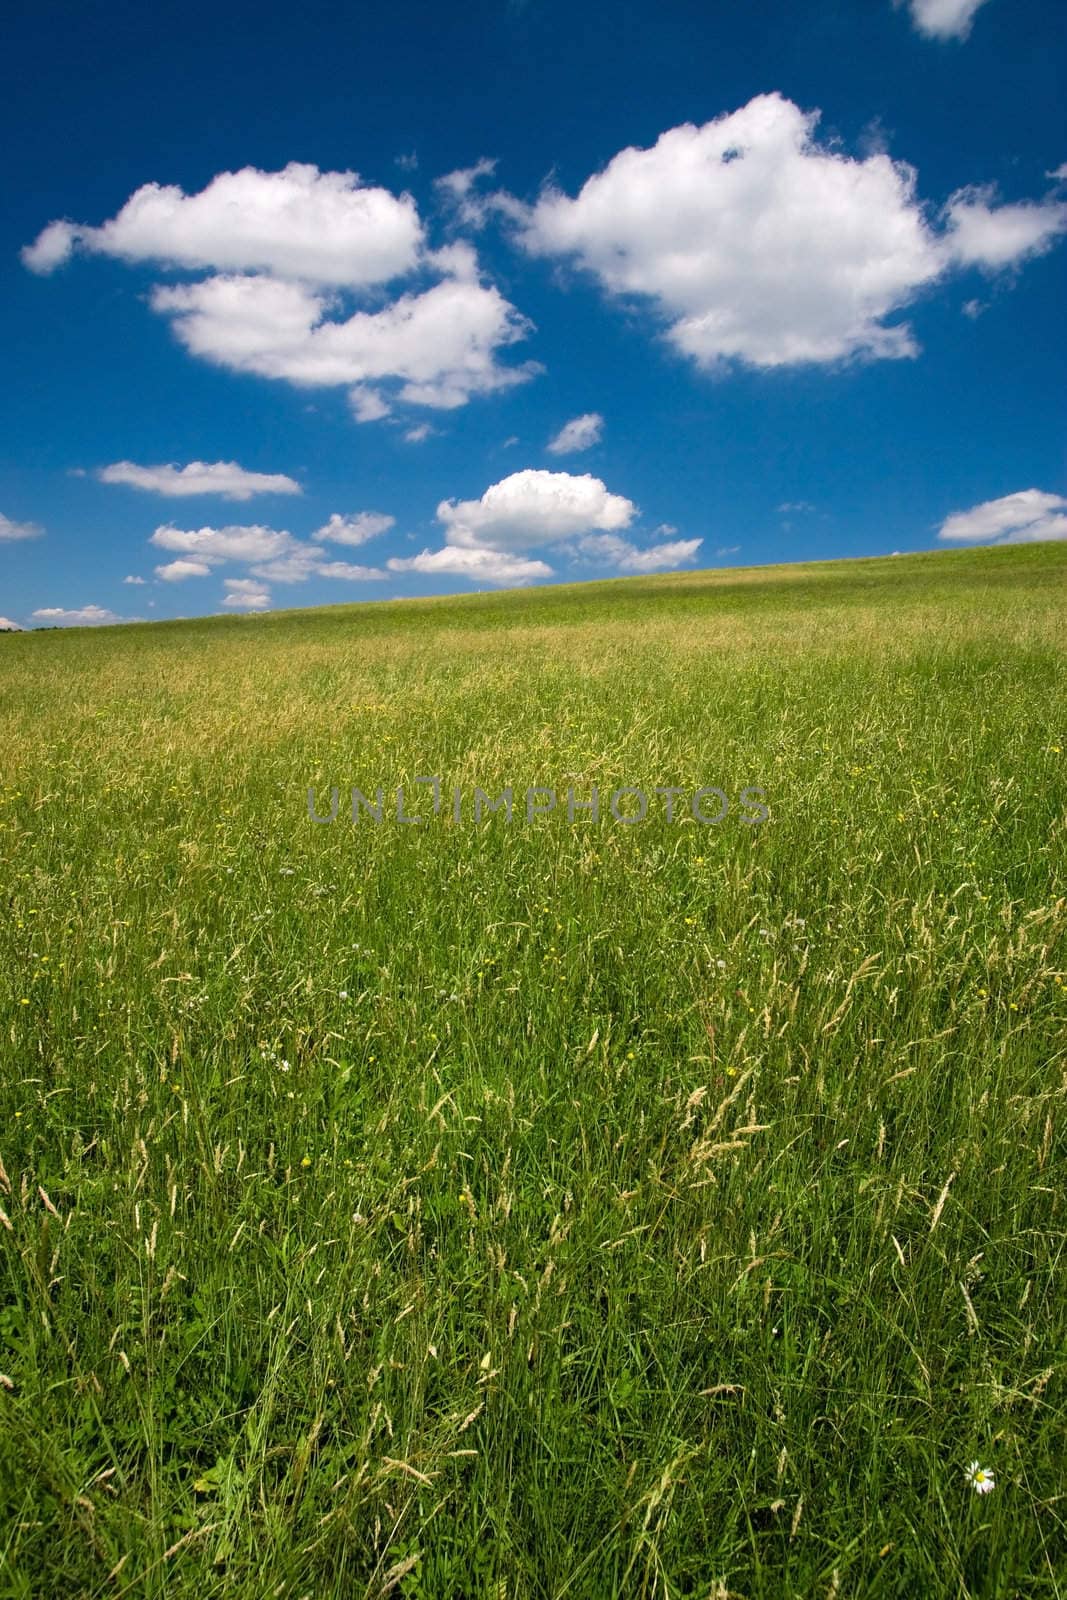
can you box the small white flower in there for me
[338,990,348,999]
[279,867,295,876]
[279,1059,291,1073]
[965,1461,995,1494]
[716,959,726,969]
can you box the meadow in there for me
[0,540,1064,1599]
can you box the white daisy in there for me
[965,1461,995,1494]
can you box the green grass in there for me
[1,540,1065,1599]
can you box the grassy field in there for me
[0,541,1065,1599]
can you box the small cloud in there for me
[502,435,519,448]
[896,0,991,41]
[962,298,987,319]
[574,532,703,572]
[404,423,435,443]
[0,616,23,631]
[122,574,147,584]
[777,501,816,514]
[31,604,125,626]
[547,413,604,455]
[312,511,395,547]
[938,488,1067,544]
[716,545,741,556]
[387,545,552,587]
[350,386,392,423]
[0,512,44,542]
[395,151,419,172]
[435,158,499,227]
[315,561,388,581]
[223,578,271,610]
[97,460,302,500]
[155,559,213,581]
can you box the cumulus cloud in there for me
[573,533,703,571]
[899,0,990,41]
[152,269,537,411]
[387,545,553,587]
[155,559,213,581]
[144,519,394,588]
[150,523,296,564]
[31,604,125,626]
[0,512,44,542]
[97,459,301,500]
[223,579,271,610]
[22,163,422,287]
[316,561,388,580]
[942,187,1067,269]
[23,165,539,421]
[517,93,1066,370]
[937,489,1067,544]
[547,412,604,454]
[438,468,635,552]
[0,617,23,630]
[382,468,670,587]
[312,511,395,547]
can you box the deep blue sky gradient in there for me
[2,0,1064,621]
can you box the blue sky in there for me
[2,0,1064,626]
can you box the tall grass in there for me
[0,541,1064,1598]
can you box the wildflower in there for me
[279,1059,291,1072]
[301,1155,312,1168]
[965,1461,995,1494]
[338,990,349,999]
[279,867,295,876]
[716,959,726,969]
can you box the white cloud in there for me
[547,412,604,454]
[387,545,553,587]
[245,550,324,583]
[155,559,214,581]
[31,604,125,626]
[942,187,1067,270]
[152,270,537,411]
[312,511,395,547]
[0,617,23,630]
[900,0,990,41]
[97,459,302,500]
[574,532,702,572]
[518,93,1065,370]
[316,561,388,580]
[937,489,1067,544]
[435,158,504,229]
[145,518,393,587]
[716,545,741,555]
[22,163,422,287]
[149,523,297,563]
[223,579,271,610]
[122,574,147,584]
[438,468,635,552]
[778,501,816,514]
[24,165,539,421]
[404,423,435,443]
[350,386,391,422]
[0,512,44,542]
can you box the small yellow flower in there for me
[301,1155,312,1168]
